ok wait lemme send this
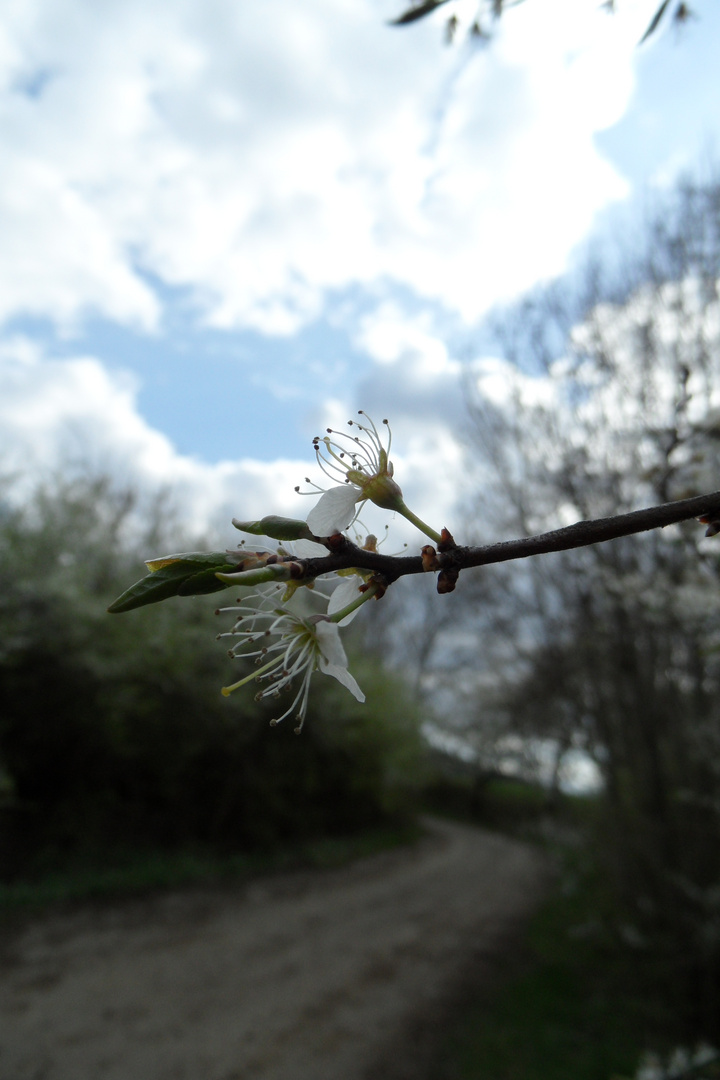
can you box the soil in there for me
[0,818,550,1080]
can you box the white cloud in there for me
[354,302,459,377]
[0,337,308,535]
[0,0,640,335]
[472,354,557,411]
[0,339,472,551]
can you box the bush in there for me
[0,474,425,879]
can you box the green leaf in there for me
[108,552,237,613]
[177,568,238,596]
[144,551,236,572]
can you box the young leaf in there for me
[144,551,238,572]
[176,568,240,596]
[107,552,237,613]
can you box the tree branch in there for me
[302,490,720,587]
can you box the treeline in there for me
[0,475,424,880]
[457,174,720,1037]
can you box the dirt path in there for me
[0,819,549,1080]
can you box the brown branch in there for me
[301,490,720,587]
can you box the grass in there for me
[429,880,651,1079]
[0,820,422,917]
[424,783,704,1080]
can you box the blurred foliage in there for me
[0,473,425,882]
[423,765,558,833]
[0,824,422,914]
[389,0,694,48]
[428,829,698,1080]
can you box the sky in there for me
[1,0,719,548]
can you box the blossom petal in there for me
[328,576,364,625]
[315,621,365,702]
[288,539,331,558]
[315,619,348,666]
[277,538,329,559]
[307,486,360,536]
[320,662,366,702]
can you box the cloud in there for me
[0,337,308,535]
[0,0,636,336]
[0,337,472,552]
[354,301,459,375]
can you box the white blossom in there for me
[217,590,364,732]
[301,412,404,536]
[301,411,442,544]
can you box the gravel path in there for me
[0,818,549,1080]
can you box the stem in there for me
[396,501,443,545]
[221,655,278,697]
[300,490,720,584]
[216,564,291,587]
[328,580,381,623]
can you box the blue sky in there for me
[1,0,719,542]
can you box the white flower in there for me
[302,412,405,536]
[217,590,364,732]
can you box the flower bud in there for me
[232,516,314,541]
[351,470,405,513]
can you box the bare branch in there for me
[301,490,720,587]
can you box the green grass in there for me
[0,821,422,916]
[420,772,700,1080]
[428,838,695,1080]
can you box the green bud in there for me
[232,515,314,541]
[215,563,295,586]
[347,470,405,513]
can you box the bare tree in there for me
[453,175,720,1017]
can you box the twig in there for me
[300,490,720,588]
